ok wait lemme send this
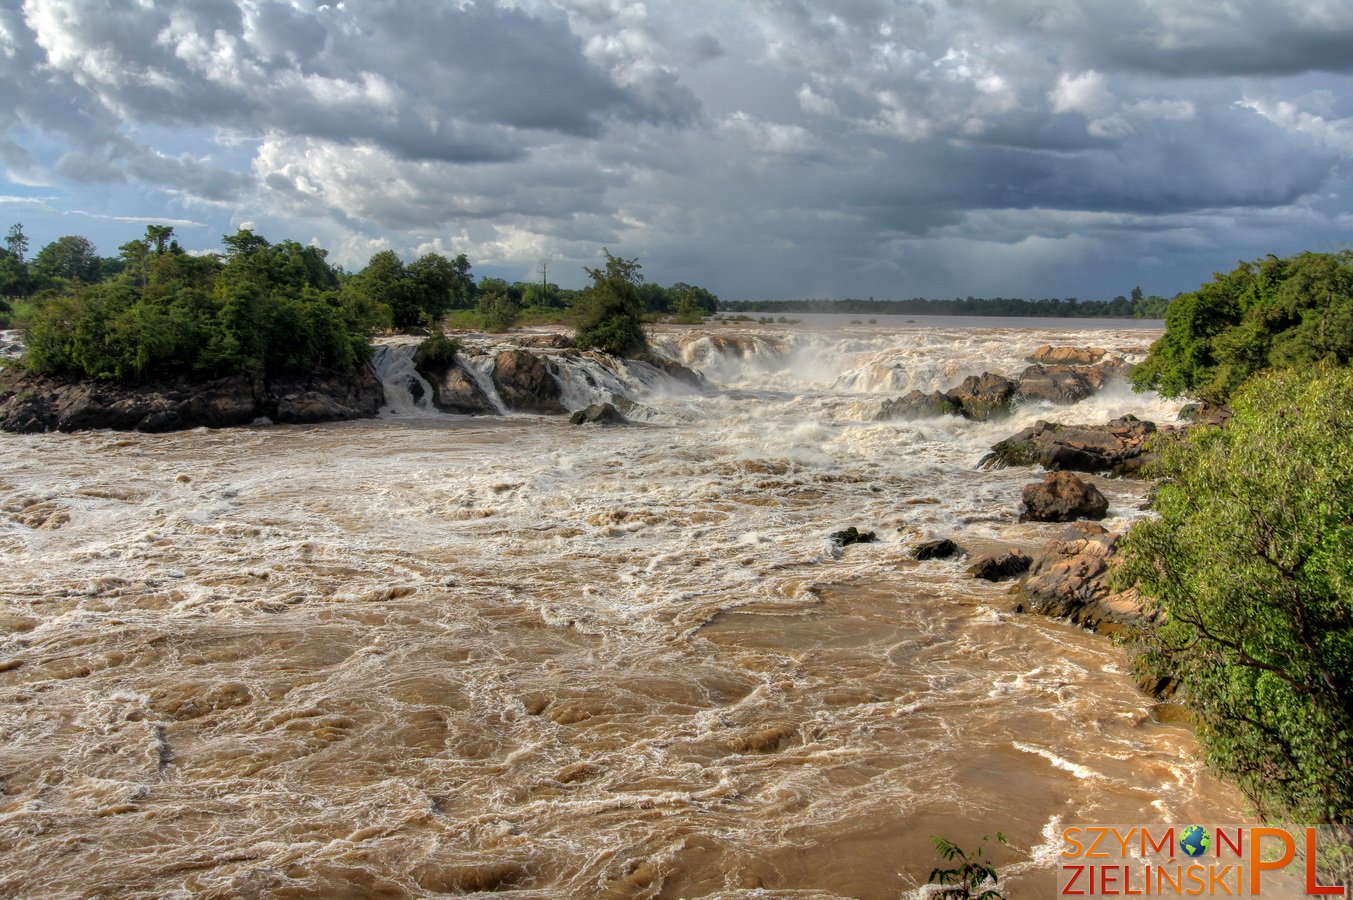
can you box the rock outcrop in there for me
[831,527,877,547]
[1014,359,1128,405]
[945,372,1017,421]
[492,349,565,414]
[1014,524,1143,636]
[0,364,384,434]
[1020,471,1109,522]
[418,358,496,415]
[981,415,1161,476]
[1026,345,1106,366]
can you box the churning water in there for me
[0,322,1252,898]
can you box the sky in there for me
[2,0,1352,300]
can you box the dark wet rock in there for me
[1178,402,1232,427]
[877,390,960,421]
[569,402,630,426]
[0,365,382,434]
[967,548,1031,581]
[913,538,962,560]
[945,372,1016,421]
[1020,471,1109,522]
[492,349,565,414]
[1026,344,1106,366]
[1015,359,1127,405]
[632,350,706,389]
[417,356,495,415]
[980,415,1160,476]
[831,527,877,547]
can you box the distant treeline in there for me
[721,292,1170,318]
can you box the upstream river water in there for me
[0,321,1253,898]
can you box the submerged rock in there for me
[569,403,629,426]
[913,538,962,560]
[1020,471,1109,522]
[0,365,383,434]
[831,527,877,547]
[967,548,1031,581]
[980,415,1160,476]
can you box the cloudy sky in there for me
[2,0,1352,299]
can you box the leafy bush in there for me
[928,833,1007,899]
[1116,365,1353,821]
[413,330,461,369]
[1131,251,1353,404]
[574,250,648,356]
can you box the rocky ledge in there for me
[0,363,384,434]
[980,414,1168,476]
[877,353,1131,422]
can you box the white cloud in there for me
[1051,71,1113,116]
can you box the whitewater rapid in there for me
[0,322,1253,898]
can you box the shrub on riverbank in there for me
[1117,365,1353,821]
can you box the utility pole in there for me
[538,259,549,305]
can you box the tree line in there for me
[722,289,1170,319]
[0,224,718,380]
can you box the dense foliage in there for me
[1117,366,1353,821]
[1130,251,1353,404]
[574,250,648,356]
[23,228,374,381]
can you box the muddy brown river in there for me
[0,323,1253,898]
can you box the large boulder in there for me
[913,538,962,560]
[420,359,496,415]
[1020,471,1109,522]
[1015,359,1127,405]
[877,390,960,421]
[491,349,565,414]
[944,372,1016,421]
[1026,345,1106,366]
[981,415,1160,476]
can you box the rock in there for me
[632,350,706,389]
[1026,344,1106,366]
[877,390,960,421]
[1015,359,1126,405]
[944,372,1016,421]
[980,415,1159,476]
[569,403,629,426]
[492,349,565,414]
[831,527,877,547]
[1178,402,1232,427]
[913,538,961,560]
[1014,526,1145,637]
[0,365,382,434]
[1020,471,1109,522]
[967,549,1031,581]
[419,359,495,415]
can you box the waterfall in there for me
[372,345,436,416]
[461,354,509,415]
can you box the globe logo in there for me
[1180,825,1211,858]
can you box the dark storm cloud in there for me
[1,0,1350,299]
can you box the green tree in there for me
[1131,251,1353,404]
[475,278,521,332]
[574,250,648,356]
[1116,366,1353,821]
[31,235,102,288]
